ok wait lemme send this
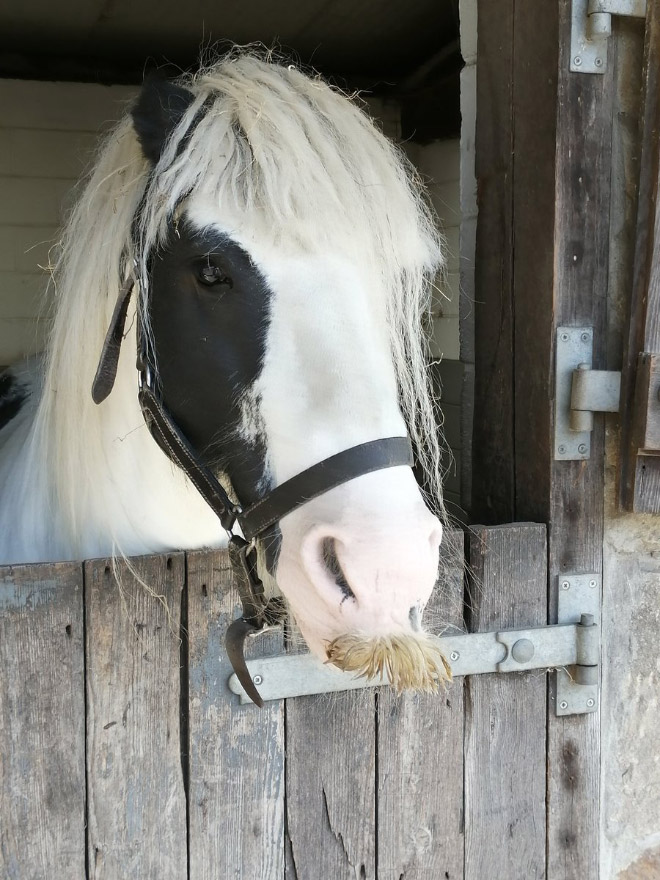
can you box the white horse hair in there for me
[0,50,446,588]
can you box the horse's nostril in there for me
[321,537,355,602]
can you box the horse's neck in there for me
[0,351,225,564]
[88,362,227,558]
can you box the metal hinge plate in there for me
[555,572,601,715]
[555,326,621,460]
[228,577,601,717]
[571,0,646,74]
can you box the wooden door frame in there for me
[471,1,612,877]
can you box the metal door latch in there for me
[571,0,646,74]
[228,573,601,717]
[555,327,621,460]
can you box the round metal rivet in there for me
[574,56,582,66]
[587,698,595,707]
[253,674,263,686]
[561,333,569,341]
[450,651,460,662]
[511,638,535,663]
[594,57,603,67]
[561,580,570,590]
[589,579,597,588]
[581,332,590,342]
[560,700,568,710]
[578,443,588,454]
[558,445,566,455]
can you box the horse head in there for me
[0,55,449,695]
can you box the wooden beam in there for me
[473,1,611,876]
[465,524,547,880]
[620,1,660,511]
[85,554,188,880]
[187,549,285,880]
[0,562,86,878]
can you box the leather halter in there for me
[92,268,414,706]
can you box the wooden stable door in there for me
[1,524,559,880]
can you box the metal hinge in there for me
[555,327,621,460]
[228,574,601,716]
[571,0,647,74]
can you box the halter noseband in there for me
[92,265,414,706]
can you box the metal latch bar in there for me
[228,612,600,716]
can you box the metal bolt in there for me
[574,56,582,66]
[589,579,597,588]
[561,580,570,590]
[594,57,603,67]
[558,444,566,455]
[561,332,569,341]
[579,613,595,627]
[578,443,588,455]
[511,638,535,663]
[450,651,460,662]
[560,700,568,710]
[581,332,590,342]
[253,674,263,686]
[586,698,595,707]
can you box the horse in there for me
[0,50,450,696]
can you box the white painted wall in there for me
[0,80,135,365]
[0,81,462,369]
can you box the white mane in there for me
[1,50,447,561]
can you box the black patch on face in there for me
[148,218,273,513]
[0,371,28,432]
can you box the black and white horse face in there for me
[149,221,272,507]
[134,75,444,662]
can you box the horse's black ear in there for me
[131,76,196,164]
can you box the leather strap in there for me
[91,277,135,404]
[239,436,413,541]
[138,385,239,533]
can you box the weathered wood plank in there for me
[187,548,285,880]
[0,561,86,880]
[85,554,187,880]
[377,528,465,880]
[511,0,559,523]
[285,688,376,880]
[465,524,547,880]
[620,0,660,511]
[544,5,613,876]
[471,0,516,523]
[285,595,376,879]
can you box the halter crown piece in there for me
[92,257,414,706]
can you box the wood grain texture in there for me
[85,554,187,880]
[465,524,547,880]
[544,5,613,876]
[285,688,376,880]
[0,562,86,880]
[620,0,660,510]
[285,588,377,879]
[187,548,285,880]
[511,0,559,524]
[471,0,516,523]
[377,528,465,880]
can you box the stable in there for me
[0,2,659,879]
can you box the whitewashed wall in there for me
[0,81,462,369]
[0,80,135,365]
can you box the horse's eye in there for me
[197,262,233,288]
